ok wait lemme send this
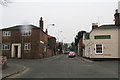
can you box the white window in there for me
[2,44,10,50]
[22,30,31,36]
[24,43,31,50]
[3,31,11,36]
[95,44,103,54]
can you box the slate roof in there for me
[94,24,120,30]
[1,25,40,30]
[48,35,56,39]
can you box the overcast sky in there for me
[0,0,120,43]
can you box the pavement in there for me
[1,55,61,79]
[76,56,94,62]
[2,63,27,79]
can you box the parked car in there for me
[68,51,76,58]
[0,54,7,69]
[64,51,70,54]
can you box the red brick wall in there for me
[2,29,42,58]
[48,38,56,56]
[114,13,120,25]
[77,38,83,56]
[46,49,53,57]
[39,30,48,58]
[0,30,2,54]
[2,26,56,59]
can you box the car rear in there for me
[68,52,76,58]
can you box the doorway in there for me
[11,44,21,58]
[14,46,18,58]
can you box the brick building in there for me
[0,30,2,54]
[75,31,86,56]
[0,17,56,59]
[77,38,83,56]
[47,35,56,57]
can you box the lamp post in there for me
[57,31,63,43]
[45,24,55,57]
[46,24,55,34]
[57,31,63,54]
[47,24,55,30]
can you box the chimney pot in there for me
[114,9,120,25]
[45,29,48,34]
[92,23,98,29]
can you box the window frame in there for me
[24,43,31,50]
[85,34,90,39]
[2,43,10,50]
[95,44,103,54]
[3,31,11,36]
[22,30,32,36]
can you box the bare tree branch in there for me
[0,0,13,6]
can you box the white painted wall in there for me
[118,1,120,13]
[90,28,118,58]
[118,29,120,58]
[83,33,91,58]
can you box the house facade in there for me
[0,17,56,59]
[83,32,90,58]
[77,38,83,56]
[47,35,56,56]
[82,9,120,60]
[118,29,120,58]
[86,25,119,59]
[0,30,2,54]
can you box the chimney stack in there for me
[114,9,120,25]
[39,17,44,30]
[45,29,48,34]
[92,23,98,29]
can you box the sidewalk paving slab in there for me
[2,63,26,79]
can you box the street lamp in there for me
[47,24,55,29]
[57,31,63,42]
[62,37,66,43]
[46,24,55,34]
[57,31,63,54]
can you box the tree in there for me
[74,30,86,53]
[70,42,75,51]
[75,30,86,46]
[0,0,13,6]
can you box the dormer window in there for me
[3,31,11,36]
[22,30,31,36]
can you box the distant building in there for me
[77,38,83,56]
[75,31,86,56]
[83,32,90,58]
[0,17,56,59]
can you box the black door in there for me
[14,46,18,58]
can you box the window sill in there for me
[95,53,103,55]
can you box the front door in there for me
[14,46,18,58]
[11,44,21,58]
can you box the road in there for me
[7,54,119,78]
